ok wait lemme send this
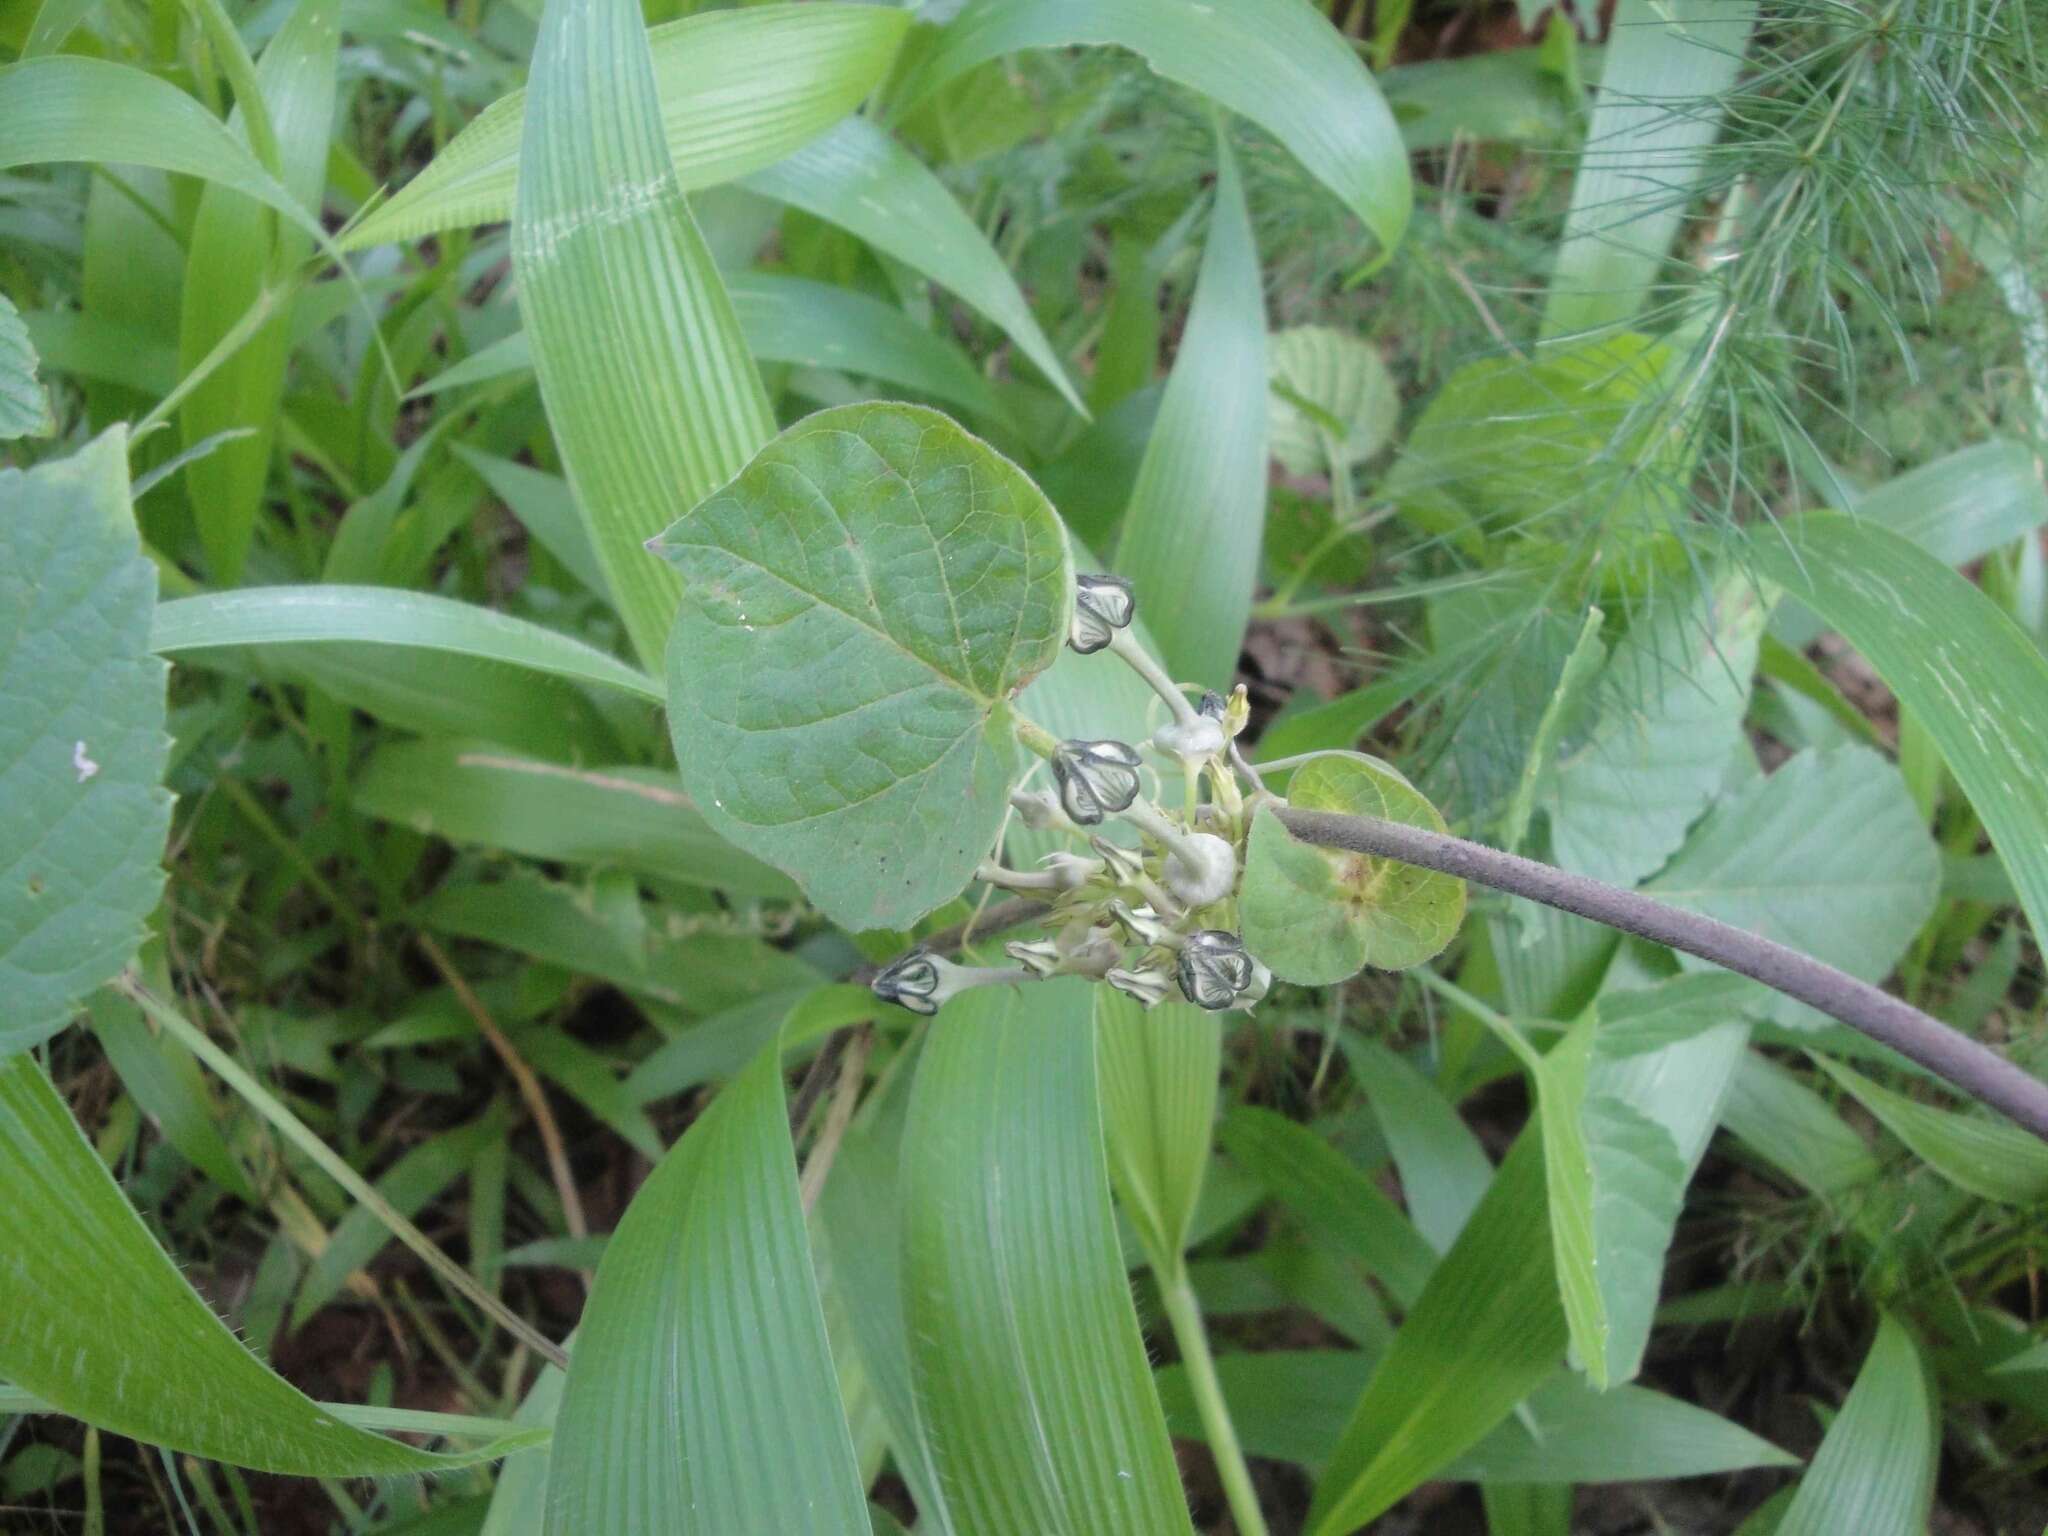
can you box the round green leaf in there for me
[659,402,1072,931]
[1268,324,1398,477]
[1241,754,1465,983]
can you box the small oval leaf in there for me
[658,402,1072,931]
[1241,754,1465,983]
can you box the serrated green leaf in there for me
[178,0,339,584]
[658,402,1070,932]
[1813,1054,2048,1206]
[1097,987,1220,1269]
[0,292,53,439]
[512,0,777,674]
[353,740,792,898]
[1753,515,2048,965]
[1381,331,1675,556]
[342,2,908,250]
[1112,130,1267,688]
[1543,1022,1688,1390]
[1774,1316,1937,1536]
[1,430,170,1058]
[899,0,1411,260]
[543,1039,870,1536]
[1645,748,1941,1026]
[1241,755,1466,983]
[1576,975,1752,1382]
[902,979,1194,1536]
[0,57,323,241]
[1268,325,1398,478]
[1499,604,1605,854]
[0,1052,535,1474]
[1542,574,1766,887]
[1541,0,1759,339]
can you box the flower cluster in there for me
[869,573,1274,1017]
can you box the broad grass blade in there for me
[902,980,1195,1535]
[542,1042,870,1535]
[512,0,776,672]
[1113,131,1267,687]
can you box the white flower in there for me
[1087,834,1148,888]
[1106,965,1173,1008]
[1005,939,1063,978]
[1106,899,1172,947]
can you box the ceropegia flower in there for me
[1175,930,1257,1011]
[1005,938,1062,978]
[1068,573,1136,654]
[976,852,1103,894]
[1039,851,1103,891]
[1106,899,1173,948]
[1088,834,1147,888]
[1052,738,1143,825]
[870,951,1030,1016]
[1010,787,1074,832]
[1106,965,1173,1009]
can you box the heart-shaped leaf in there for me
[1240,754,1464,983]
[658,402,1072,931]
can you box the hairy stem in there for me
[1271,808,2048,1143]
[1159,1265,1270,1536]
